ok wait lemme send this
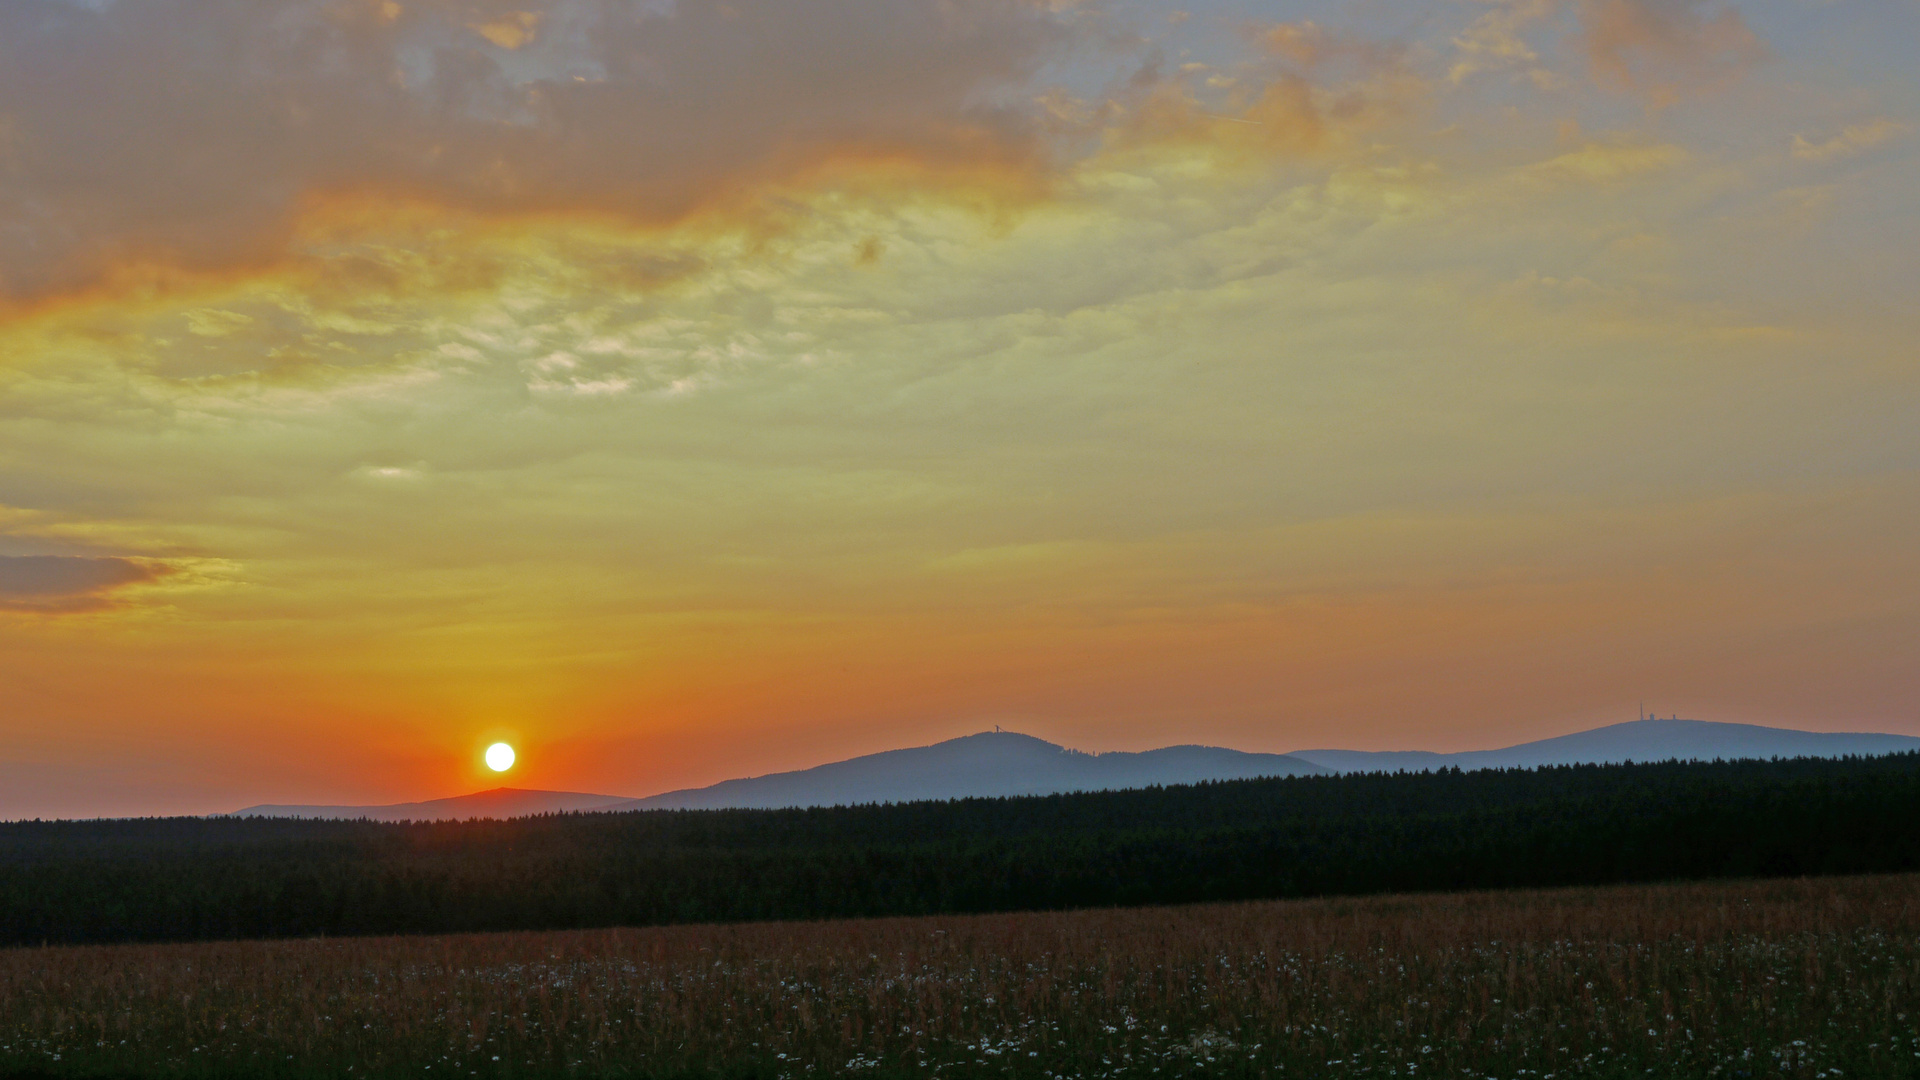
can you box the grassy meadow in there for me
[3,875,1918,1079]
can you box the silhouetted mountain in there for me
[225,720,1920,819]
[622,731,1324,810]
[1292,719,1920,773]
[228,788,634,822]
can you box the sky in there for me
[1,0,1916,818]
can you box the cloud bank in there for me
[0,554,155,610]
[0,0,1073,305]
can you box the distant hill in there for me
[228,788,635,822]
[1292,719,1920,774]
[225,720,1920,820]
[225,734,1323,820]
[624,731,1324,810]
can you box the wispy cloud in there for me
[1791,119,1910,163]
[1448,0,1766,103]
[1527,140,1687,183]
[1576,0,1766,105]
[1449,0,1558,88]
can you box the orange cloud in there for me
[471,11,541,49]
[1576,0,1765,105]
[0,0,1073,311]
[1447,0,1765,101]
[1251,20,1403,72]
[0,0,1459,327]
[1095,73,1337,166]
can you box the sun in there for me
[484,742,516,773]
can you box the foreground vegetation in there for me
[3,874,1918,1079]
[5,755,1920,945]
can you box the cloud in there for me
[1251,20,1399,71]
[1791,119,1910,163]
[471,11,542,49]
[1447,0,1765,102]
[1096,25,1422,171]
[1575,0,1766,105]
[0,0,1075,308]
[1257,21,1340,67]
[1448,0,1557,87]
[1527,140,1686,183]
[0,555,157,611]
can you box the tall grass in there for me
[3,875,1918,1079]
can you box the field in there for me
[3,875,1918,1080]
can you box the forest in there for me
[4,753,1918,946]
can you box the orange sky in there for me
[2,0,1917,817]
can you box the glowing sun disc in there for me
[485,742,516,772]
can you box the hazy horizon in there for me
[3,0,1917,820]
[25,716,1920,821]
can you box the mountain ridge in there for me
[230,787,635,822]
[624,731,1321,811]
[228,718,1920,821]
[1291,718,1920,774]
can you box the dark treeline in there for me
[5,754,1920,946]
